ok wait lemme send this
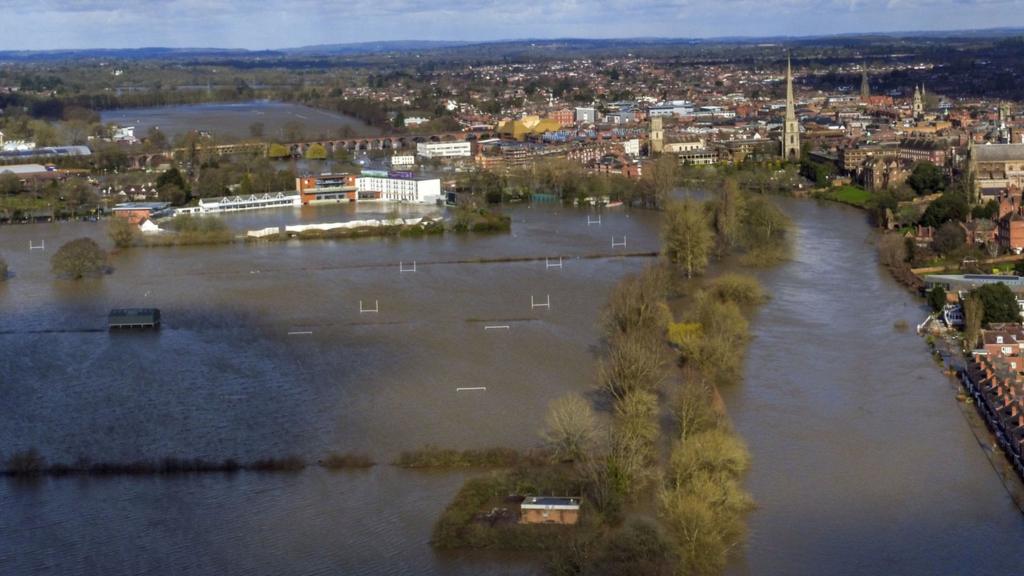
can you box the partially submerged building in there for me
[519,497,581,525]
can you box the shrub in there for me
[666,429,751,489]
[5,448,46,475]
[320,452,375,469]
[394,446,546,468]
[706,274,766,306]
[51,238,108,279]
[247,456,306,471]
[108,217,138,249]
[0,255,7,280]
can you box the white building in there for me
[356,175,442,204]
[575,107,596,124]
[649,100,694,118]
[111,126,137,144]
[664,140,706,153]
[1,139,36,152]
[197,192,301,213]
[416,141,473,159]
[623,139,640,157]
[404,116,430,127]
[391,154,416,166]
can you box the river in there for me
[99,101,380,141]
[724,198,1024,575]
[2,199,1023,575]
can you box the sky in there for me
[0,0,1022,50]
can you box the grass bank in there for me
[813,185,871,208]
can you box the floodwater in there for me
[0,203,658,575]
[3,199,1024,575]
[724,199,1024,576]
[100,101,380,141]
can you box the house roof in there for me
[973,144,1024,162]
[521,497,581,510]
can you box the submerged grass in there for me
[394,446,551,469]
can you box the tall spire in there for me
[785,54,796,121]
[782,52,801,161]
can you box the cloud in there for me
[0,0,1021,49]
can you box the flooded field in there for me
[2,199,1023,575]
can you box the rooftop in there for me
[973,143,1024,162]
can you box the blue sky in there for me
[0,0,1020,50]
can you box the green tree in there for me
[62,179,97,218]
[906,161,946,196]
[158,184,187,206]
[974,283,1020,325]
[663,199,713,278]
[710,177,745,254]
[0,172,22,195]
[964,295,983,350]
[267,143,290,159]
[931,221,965,255]
[927,287,947,312]
[920,192,968,227]
[108,217,137,249]
[742,195,788,246]
[156,167,187,191]
[642,155,678,209]
[51,238,108,279]
[305,143,328,160]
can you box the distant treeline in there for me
[1,449,374,477]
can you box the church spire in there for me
[782,52,801,161]
[785,54,796,121]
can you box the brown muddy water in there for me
[2,199,1023,575]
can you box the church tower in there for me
[650,116,664,154]
[912,85,923,119]
[782,54,800,161]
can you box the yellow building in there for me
[495,115,561,140]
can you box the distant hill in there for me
[0,47,284,62]
[2,28,1024,61]
[284,40,473,55]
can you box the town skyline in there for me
[4,0,1024,50]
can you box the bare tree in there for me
[542,394,598,462]
[598,333,667,401]
[663,199,713,278]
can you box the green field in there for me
[819,185,871,208]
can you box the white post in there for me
[587,215,601,226]
[612,236,626,248]
[360,300,379,313]
[28,240,45,251]
[546,257,563,269]
[531,295,551,309]
[400,261,416,273]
